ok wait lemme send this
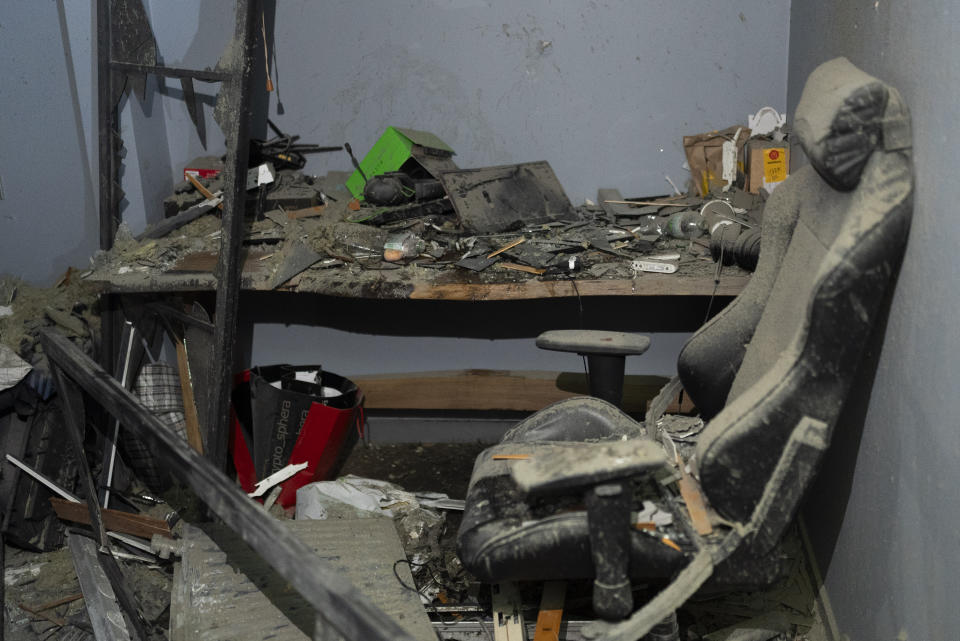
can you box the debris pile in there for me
[84,117,789,296]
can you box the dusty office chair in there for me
[457,57,913,640]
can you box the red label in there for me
[767,149,780,160]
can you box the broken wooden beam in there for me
[68,533,134,641]
[49,498,173,540]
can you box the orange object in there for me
[492,454,530,460]
[533,581,566,641]
[661,537,682,552]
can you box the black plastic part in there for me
[0,400,78,551]
[585,482,633,620]
[413,179,444,202]
[363,173,414,206]
[646,612,680,641]
[586,353,626,406]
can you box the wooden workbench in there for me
[87,257,750,302]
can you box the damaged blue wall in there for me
[787,2,960,640]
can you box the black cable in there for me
[703,242,724,324]
[571,278,584,328]
[571,279,591,386]
[393,558,426,593]
[471,614,496,641]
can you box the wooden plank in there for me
[50,497,173,540]
[351,370,670,413]
[170,251,270,274]
[533,581,566,641]
[409,275,749,300]
[488,237,525,258]
[175,337,205,454]
[94,268,750,300]
[185,173,222,208]
[497,262,546,275]
[285,205,326,220]
[492,582,525,641]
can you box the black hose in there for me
[710,227,761,272]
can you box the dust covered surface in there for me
[83,171,753,300]
[0,273,102,369]
[3,543,173,641]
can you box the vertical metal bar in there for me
[96,0,115,252]
[99,321,138,508]
[207,0,258,472]
[96,0,119,388]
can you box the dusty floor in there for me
[3,443,830,641]
[340,441,487,500]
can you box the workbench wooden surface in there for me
[87,260,750,302]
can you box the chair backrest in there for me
[676,58,914,525]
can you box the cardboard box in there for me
[747,140,790,193]
[682,126,751,197]
[345,127,457,199]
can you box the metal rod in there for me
[4,454,81,502]
[41,329,415,641]
[108,60,230,82]
[101,321,137,508]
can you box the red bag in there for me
[230,365,363,508]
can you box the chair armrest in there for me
[508,439,671,495]
[536,330,651,356]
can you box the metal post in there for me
[207,0,257,472]
[96,0,116,252]
[96,0,119,378]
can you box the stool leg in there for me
[586,354,626,406]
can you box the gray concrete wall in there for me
[787,3,960,640]
[0,1,789,378]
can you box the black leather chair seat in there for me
[459,397,685,583]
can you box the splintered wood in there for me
[677,462,714,535]
[175,337,205,454]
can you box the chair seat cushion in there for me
[457,463,685,583]
[502,396,645,443]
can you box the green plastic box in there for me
[345,127,456,199]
